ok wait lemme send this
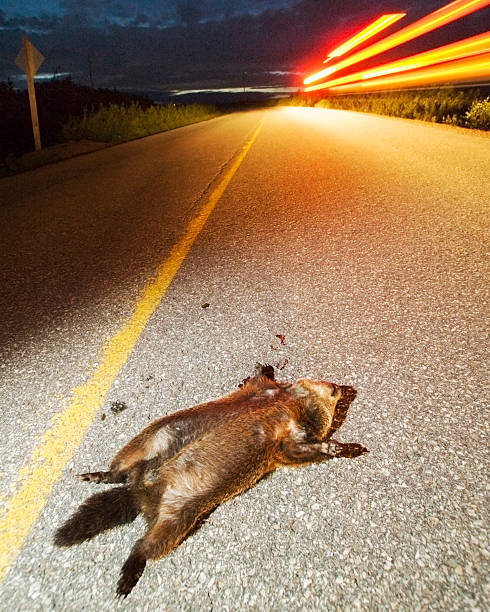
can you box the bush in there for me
[465,97,490,130]
[277,95,316,107]
[314,99,330,110]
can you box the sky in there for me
[1,1,489,94]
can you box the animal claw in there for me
[78,471,106,483]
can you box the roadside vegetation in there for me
[0,77,220,173]
[279,89,490,130]
[62,102,219,143]
[0,78,152,160]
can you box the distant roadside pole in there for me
[15,37,45,152]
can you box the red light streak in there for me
[323,14,406,61]
[304,31,490,92]
[312,53,490,94]
[304,0,490,86]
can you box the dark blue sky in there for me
[2,1,298,25]
[1,1,488,92]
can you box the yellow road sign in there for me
[15,38,45,75]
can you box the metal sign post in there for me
[15,37,45,152]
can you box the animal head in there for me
[287,378,342,438]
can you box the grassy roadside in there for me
[62,102,221,143]
[0,78,221,175]
[279,89,490,130]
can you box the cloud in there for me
[2,0,488,90]
[2,0,301,29]
[0,9,61,32]
[173,1,202,26]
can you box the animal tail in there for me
[53,486,139,547]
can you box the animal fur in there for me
[54,364,367,597]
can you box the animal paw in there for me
[116,551,146,598]
[323,440,369,458]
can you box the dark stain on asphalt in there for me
[110,400,129,414]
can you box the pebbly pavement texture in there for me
[0,108,488,610]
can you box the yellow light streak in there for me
[324,14,406,61]
[322,53,490,94]
[304,31,490,92]
[304,0,490,85]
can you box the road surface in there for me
[0,108,488,610]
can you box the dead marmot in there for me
[54,364,367,597]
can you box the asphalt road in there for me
[0,108,488,611]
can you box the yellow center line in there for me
[0,113,266,583]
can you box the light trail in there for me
[304,31,490,92]
[324,52,490,94]
[304,0,490,85]
[323,14,406,61]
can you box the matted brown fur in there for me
[54,364,367,597]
